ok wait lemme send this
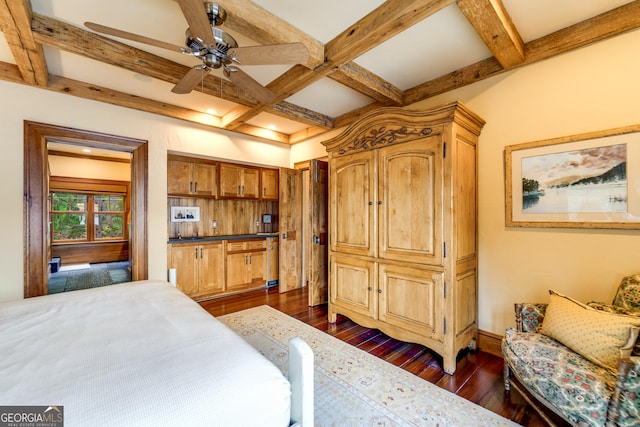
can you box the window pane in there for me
[95,214,124,239]
[94,195,124,212]
[109,196,124,211]
[52,193,87,212]
[52,213,87,240]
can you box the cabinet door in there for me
[248,250,265,284]
[199,242,225,295]
[167,160,193,195]
[169,244,198,296]
[219,164,242,197]
[329,255,375,319]
[242,168,260,199]
[261,169,279,200]
[267,239,279,282]
[378,137,443,265]
[192,163,217,197]
[330,151,375,257]
[226,252,249,290]
[378,263,443,341]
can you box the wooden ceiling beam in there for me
[404,0,640,104]
[216,0,324,69]
[29,14,332,131]
[270,101,335,129]
[329,62,403,105]
[0,0,47,86]
[31,14,255,106]
[223,0,455,130]
[457,0,524,68]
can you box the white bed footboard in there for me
[288,336,314,427]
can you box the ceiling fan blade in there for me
[232,43,309,66]
[85,22,184,53]
[172,67,207,94]
[226,67,275,104]
[176,0,215,46]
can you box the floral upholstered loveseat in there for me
[502,274,640,426]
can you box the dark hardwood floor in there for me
[200,286,561,427]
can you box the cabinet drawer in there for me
[227,239,266,252]
[246,240,266,250]
[227,241,245,251]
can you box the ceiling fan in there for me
[85,0,309,104]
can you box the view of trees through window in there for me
[51,192,125,241]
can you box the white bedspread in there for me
[0,280,291,426]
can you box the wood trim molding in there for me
[477,329,503,358]
[23,121,148,297]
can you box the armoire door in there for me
[378,136,444,266]
[278,167,303,293]
[329,150,376,257]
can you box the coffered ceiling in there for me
[0,0,638,144]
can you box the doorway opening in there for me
[24,121,148,298]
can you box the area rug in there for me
[219,305,520,427]
[63,265,113,292]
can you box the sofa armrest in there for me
[514,303,548,333]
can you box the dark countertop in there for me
[167,233,279,244]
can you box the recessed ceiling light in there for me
[82,148,91,153]
[207,109,218,115]
[267,124,277,131]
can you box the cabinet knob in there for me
[378,289,382,294]
[368,287,372,291]
[378,200,383,205]
[368,201,373,206]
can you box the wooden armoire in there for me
[322,102,485,374]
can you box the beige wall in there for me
[0,86,290,302]
[1,28,639,338]
[293,28,640,335]
[48,155,131,181]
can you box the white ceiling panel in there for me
[503,0,636,42]
[285,77,374,118]
[355,5,492,90]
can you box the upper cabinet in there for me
[168,154,278,201]
[219,163,260,199]
[261,169,279,201]
[168,156,217,198]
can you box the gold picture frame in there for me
[505,125,640,229]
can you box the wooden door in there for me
[330,151,376,257]
[169,244,199,296]
[199,242,225,295]
[308,160,329,306]
[278,168,303,293]
[378,137,444,266]
[192,163,217,197]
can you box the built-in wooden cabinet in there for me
[168,241,225,299]
[168,157,217,197]
[322,102,484,374]
[266,238,279,285]
[261,169,279,201]
[226,240,266,291]
[219,163,260,199]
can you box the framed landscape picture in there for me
[505,125,640,229]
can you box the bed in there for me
[0,280,308,426]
